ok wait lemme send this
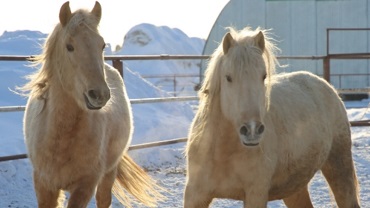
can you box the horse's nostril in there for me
[257,124,265,135]
[88,90,98,100]
[240,126,249,136]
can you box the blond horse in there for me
[22,2,163,207]
[184,27,360,208]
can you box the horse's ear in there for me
[222,32,235,54]
[59,1,72,27]
[91,1,102,23]
[254,31,265,51]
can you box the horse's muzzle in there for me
[239,121,265,146]
[84,88,111,110]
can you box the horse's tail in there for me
[112,153,166,207]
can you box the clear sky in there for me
[0,0,229,47]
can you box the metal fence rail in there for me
[0,137,188,162]
[0,55,202,163]
[0,95,196,162]
[1,53,370,163]
[0,96,198,113]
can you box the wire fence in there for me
[1,53,370,162]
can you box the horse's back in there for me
[104,63,124,98]
[103,63,133,162]
[270,71,347,125]
[104,63,131,119]
[270,70,349,147]
[24,91,47,161]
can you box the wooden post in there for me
[323,56,330,83]
[112,59,123,78]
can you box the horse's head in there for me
[217,28,275,147]
[56,1,109,110]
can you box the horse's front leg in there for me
[66,175,99,208]
[243,185,269,208]
[33,171,63,208]
[96,168,117,208]
[184,183,213,208]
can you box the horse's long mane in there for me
[186,27,279,152]
[19,9,100,99]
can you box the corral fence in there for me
[141,73,200,97]
[0,55,204,162]
[1,34,370,162]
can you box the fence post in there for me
[112,59,123,78]
[323,56,330,83]
[173,75,177,97]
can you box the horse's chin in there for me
[86,103,102,110]
[240,136,261,147]
[242,141,260,147]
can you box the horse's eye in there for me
[263,73,267,81]
[66,44,74,52]
[226,75,232,82]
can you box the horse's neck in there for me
[201,99,242,158]
[45,82,85,128]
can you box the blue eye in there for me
[226,75,232,82]
[263,74,267,80]
[66,44,74,52]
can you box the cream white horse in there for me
[184,27,360,208]
[22,1,163,207]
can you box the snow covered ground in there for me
[1,102,370,208]
[1,26,370,207]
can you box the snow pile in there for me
[116,23,205,96]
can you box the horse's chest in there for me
[31,121,104,188]
[209,154,272,199]
[57,127,100,158]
